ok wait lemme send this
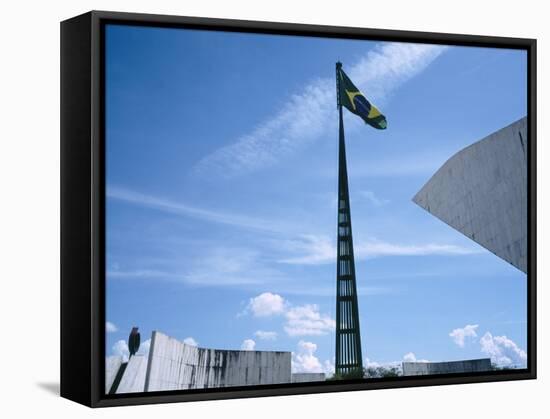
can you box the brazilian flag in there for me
[338,68,387,130]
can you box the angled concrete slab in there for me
[413,117,527,273]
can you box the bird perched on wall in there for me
[128,327,140,357]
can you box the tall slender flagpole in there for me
[335,62,363,377]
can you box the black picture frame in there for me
[60,10,537,408]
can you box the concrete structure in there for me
[115,355,148,394]
[145,331,291,391]
[413,117,527,273]
[107,331,292,393]
[291,373,326,383]
[105,356,123,393]
[402,358,492,376]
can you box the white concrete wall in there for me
[105,355,123,393]
[144,331,291,391]
[403,358,492,376]
[413,117,527,273]
[115,355,148,394]
[291,373,326,383]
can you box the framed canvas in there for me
[60,10,536,407]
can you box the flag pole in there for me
[335,62,363,377]
[335,61,342,375]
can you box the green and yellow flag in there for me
[338,67,387,130]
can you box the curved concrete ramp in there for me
[413,117,527,273]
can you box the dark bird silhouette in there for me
[128,327,140,358]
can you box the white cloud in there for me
[112,340,130,362]
[247,292,287,317]
[449,324,479,347]
[242,292,334,337]
[358,190,389,206]
[292,341,333,376]
[111,338,151,363]
[402,352,429,363]
[254,330,278,341]
[315,149,455,180]
[107,269,180,280]
[139,339,151,357]
[194,78,333,178]
[183,337,198,347]
[275,284,393,298]
[356,240,479,258]
[349,150,453,178]
[194,43,447,178]
[403,352,417,362]
[109,247,286,287]
[284,304,335,337]
[241,339,256,351]
[184,247,282,286]
[106,321,118,333]
[107,185,283,234]
[292,341,323,373]
[347,43,447,103]
[279,235,479,265]
[278,235,335,265]
[480,332,527,368]
[323,359,335,378]
[364,358,381,369]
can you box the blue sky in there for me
[105,24,528,375]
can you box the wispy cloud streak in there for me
[107,187,476,287]
[194,43,447,178]
[278,234,480,265]
[107,185,283,234]
[107,247,282,287]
